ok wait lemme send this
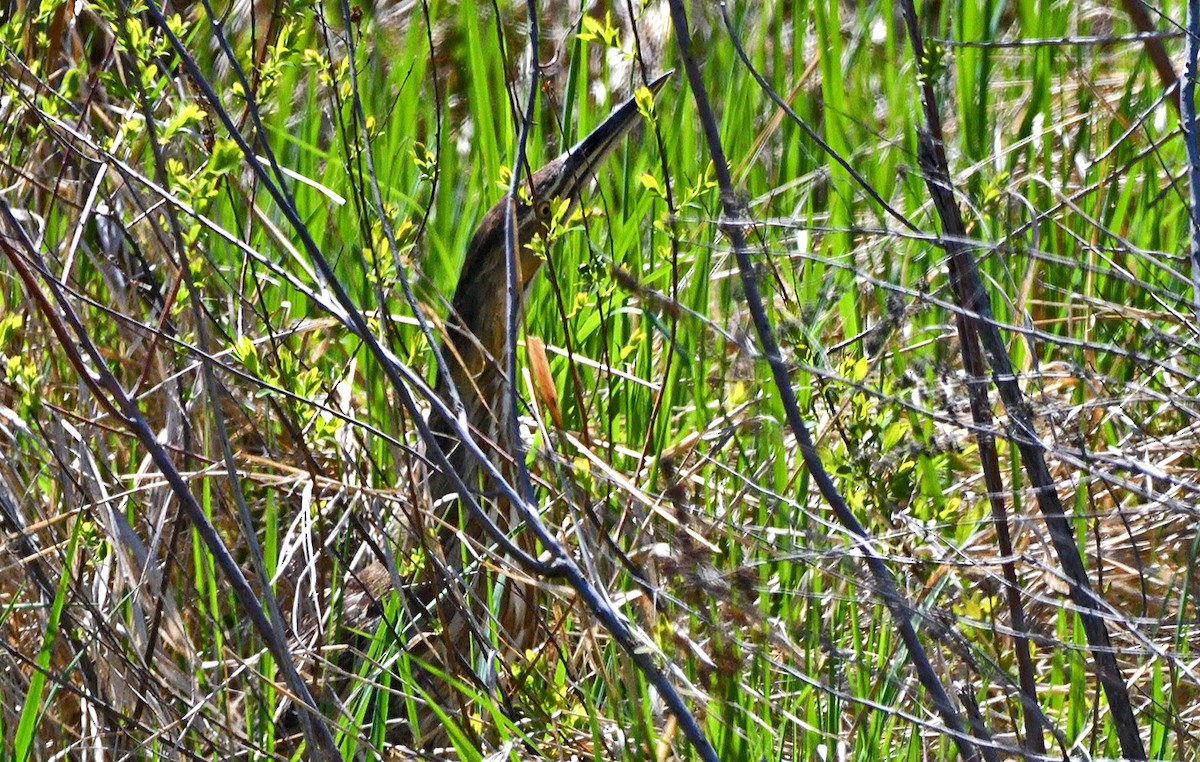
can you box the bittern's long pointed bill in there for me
[450,72,670,350]
[538,70,673,202]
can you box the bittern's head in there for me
[456,72,672,307]
[523,71,671,232]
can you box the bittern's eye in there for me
[537,201,552,220]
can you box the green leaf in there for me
[207,139,243,178]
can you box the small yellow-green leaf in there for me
[639,172,664,200]
[232,335,258,374]
[635,85,656,120]
[577,15,603,43]
[206,139,242,177]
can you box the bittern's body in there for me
[394,74,669,743]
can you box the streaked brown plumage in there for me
[426,72,671,671]
[342,73,670,747]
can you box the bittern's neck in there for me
[440,205,543,392]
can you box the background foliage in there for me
[1,0,1197,759]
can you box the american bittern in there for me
[346,73,670,744]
